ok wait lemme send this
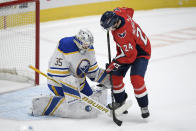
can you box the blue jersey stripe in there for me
[50,67,69,70]
[97,71,107,83]
[62,84,80,97]
[88,68,99,74]
[47,73,70,78]
[90,62,97,67]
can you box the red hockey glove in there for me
[106,61,121,73]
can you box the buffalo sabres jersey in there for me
[47,36,107,91]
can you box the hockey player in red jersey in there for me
[100,7,151,118]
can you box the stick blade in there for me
[115,100,132,116]
[113,118,122,126]
[112,109,123,126]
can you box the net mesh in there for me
[0,1,36,83]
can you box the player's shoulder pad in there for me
[114,7,134,18]
[58,36,79,54]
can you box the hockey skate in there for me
[141,106,150,118]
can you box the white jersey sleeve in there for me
[86,52,111,88]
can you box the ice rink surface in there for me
[0,7,196,131]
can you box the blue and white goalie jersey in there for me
[47,36,110,102]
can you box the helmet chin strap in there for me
[73,39,88,54]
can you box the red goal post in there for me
[0,0,40,85]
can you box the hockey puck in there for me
[85,105,92,112]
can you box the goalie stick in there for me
[29,65,132,124]
[107,31,123,126]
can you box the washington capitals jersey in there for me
[112,7,151,64]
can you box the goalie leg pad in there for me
[32,96,99,118]
[32,88,108,119]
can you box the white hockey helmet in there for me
[75,29,94,50]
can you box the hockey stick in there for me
[29,65,131,120]
[107,31,123,126]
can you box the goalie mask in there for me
[74,29,94,54]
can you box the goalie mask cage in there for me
[0,0,40,85]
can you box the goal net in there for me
[0,0,40,85]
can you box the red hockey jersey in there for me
[111,7,151,64]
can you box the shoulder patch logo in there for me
[118,31,126,38]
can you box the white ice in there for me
[0,7,196,131]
